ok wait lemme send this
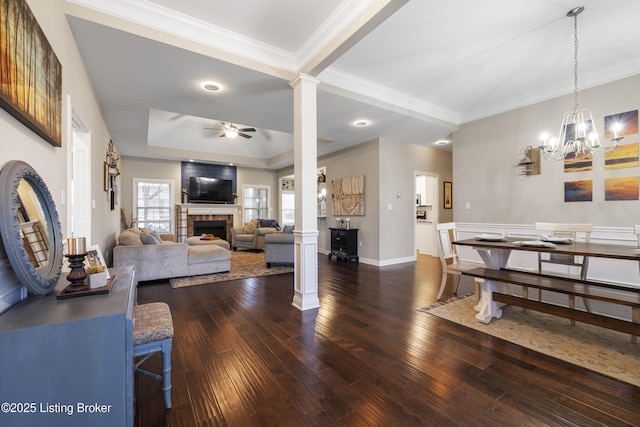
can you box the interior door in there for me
[70,114,91,242]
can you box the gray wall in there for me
[453,74,640,227]
[278,138,453,265]
[119,157,279,231]
[1,0,117,273]
[379,139,453,262]
[320,139,381,262]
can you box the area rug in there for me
[170,251,293,288]
[420,296,640,387]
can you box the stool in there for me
[133,302,174,409]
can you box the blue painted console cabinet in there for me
[0,267,136,427]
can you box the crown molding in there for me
[65,0,297,72]
[461,58,640,124]
[320,68,460,126]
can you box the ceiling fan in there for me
[205,122,256,139]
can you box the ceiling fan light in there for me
[225,128,239,139]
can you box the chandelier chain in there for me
[573,12,579,114]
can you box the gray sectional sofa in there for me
[113,228,230,281]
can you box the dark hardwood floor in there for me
[135,253,640,426]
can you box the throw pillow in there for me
[118,229,143,246]
[139,228,163,245]
[243,220,257,234]
[283,225,294,234]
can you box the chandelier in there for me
[541,6,622,161]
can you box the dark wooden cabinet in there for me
[329,228,359,263]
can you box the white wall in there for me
[453,74,640,227]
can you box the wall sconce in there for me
[517,146,541,176]
[317,187,326,203]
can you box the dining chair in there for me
[535,222,592,324]
[435,222,483,301]
[133,302,174,409]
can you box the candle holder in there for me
[65,253,88,287]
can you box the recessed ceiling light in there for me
[201,81,223,92]
[435,140,450,145]
[354,120,369,127]
[189,159,194,162]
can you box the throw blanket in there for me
[259,219,281,230]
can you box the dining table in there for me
[453,236,640,324]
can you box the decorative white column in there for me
[289,74,320,311]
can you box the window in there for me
[281,192,295,226]
[133,179,173,232]
[243,185,269,221]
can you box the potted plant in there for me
[87,265,108,289]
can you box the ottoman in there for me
[187,236,231,250]
[186,244,231,276]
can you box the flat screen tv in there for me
[189,177,233,204]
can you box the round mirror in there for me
[0,161,63,295]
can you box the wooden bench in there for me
[462,267,640,340]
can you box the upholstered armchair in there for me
[264,231,294,267]
[230,219,277,250]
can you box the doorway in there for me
[415,172,438,256]
[67,97,92,243]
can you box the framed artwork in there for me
[0,0,62,147]
[444,181,452,209]
[605,143,639,170]
[604,110,638,139]
[605,176,639,201]
[331,175,365,216]
[86,245,111,279]
[564,151,592,173]
[564,180,592,202]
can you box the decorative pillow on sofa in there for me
[283,225,294,234]
[139,227,163,245]
[118,228,143,246]
[243,219,259,234]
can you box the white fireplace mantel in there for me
[180,204,241,227]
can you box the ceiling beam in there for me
[298,0,409,76]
